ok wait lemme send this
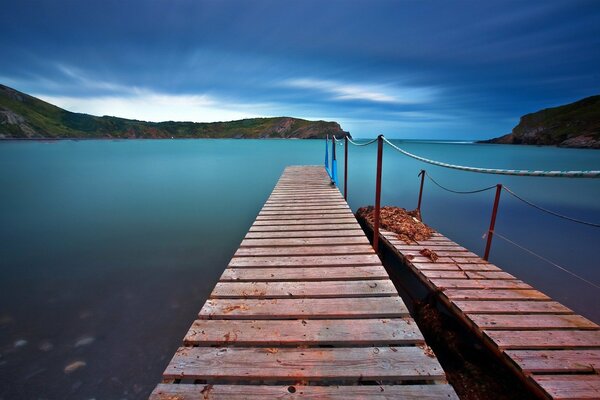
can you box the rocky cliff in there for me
[480,95,600,148]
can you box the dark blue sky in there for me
[1,0,599,138]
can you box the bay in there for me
[0,139,598,399]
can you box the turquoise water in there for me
[0,139,599,399]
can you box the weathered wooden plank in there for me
[241,236,370,247]
[234,245,374,257]
[531,375,600,399]
[469,314,599,330]
[259,210,350,216]
[150,383,460,400]
[405,256,483,264]
[431,278,532,289]
[506,349,600,373]
[252,218,358,226]
[261,205,350,211]
[245,229,365,238]
[184,318,423,346]
[220,266,390,282]
[421,270,468,279]
[257,213,352,220]
[250,224,364,232]
[163,346,445,382]
[486,330,600,349]
[412,262,501,271]
[229,254,381,268]
[422,270,515,280]
[211,280,396,298]
[199,297,409,319]
[444,289,550,301]
[453,300,572,314]
[400,250,480,258]
[393,244,469,251]
[265,200,349,206]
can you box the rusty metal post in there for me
[484,184,503,261]
[417,169,425,216]
[373,135,384,252]
[344,135,348,200]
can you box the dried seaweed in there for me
[356,206,434,244]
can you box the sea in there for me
[0,139,599,399]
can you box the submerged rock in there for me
[64,360,86,374]
[14,339,28,348]
[38,341,54,352]
[75,336,95,347]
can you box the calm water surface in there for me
[0,139,599,399]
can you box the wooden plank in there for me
[234,245,374,257]
[257,213,352,220]
[430,278,532,289]
[184,318,424,346]
[264,200,349,206]
[531,375,600,399]
[259,210,350,216]
[394,244,469,251]
[250,224,364,232]
[468,314,599,330]
[412,262,501,271]
[150,383,460,400]
[163,346,445,382]
[506,349,600,373]
[252,218,358,226]
[220,266,390,282]
[399,250,480,258]
[211,280,397,298]
[245,229,365,238]
[199,297,409,319]
[485,330,600,349]
[229,254,381,268]
[241,236,370,247]
[261,205,350,211]
[453,300,573,314]
[444,289,550,301]
[422,270,515,280]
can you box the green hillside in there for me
[0,84,348,139]
[481,95,600,148]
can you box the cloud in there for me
[283,78,436,105]
[34,90,271,123]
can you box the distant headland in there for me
[0,84,349,139]
[480,95,600,149]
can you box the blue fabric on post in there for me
[324,135,330,177]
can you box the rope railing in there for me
[324,133,600,290]
[347,137,378,147]
[491,230,600,290]
[381,136,600,178]
[424,171,497,194]
[502,186,600,228]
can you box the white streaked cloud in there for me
[35,90,271,123]
[283,78,436,104]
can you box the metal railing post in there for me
[484,184,503,261]
[373,135,384,252]
[344,135,348,200]
[417,169,425,217]
[331,136,337,185]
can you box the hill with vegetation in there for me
[0,84,348,139]
[481,95,600,148]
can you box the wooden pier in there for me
[377,227,600,399]
[150,166,458,399]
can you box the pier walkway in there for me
[150,166,457,399]
[377,227,600,399]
